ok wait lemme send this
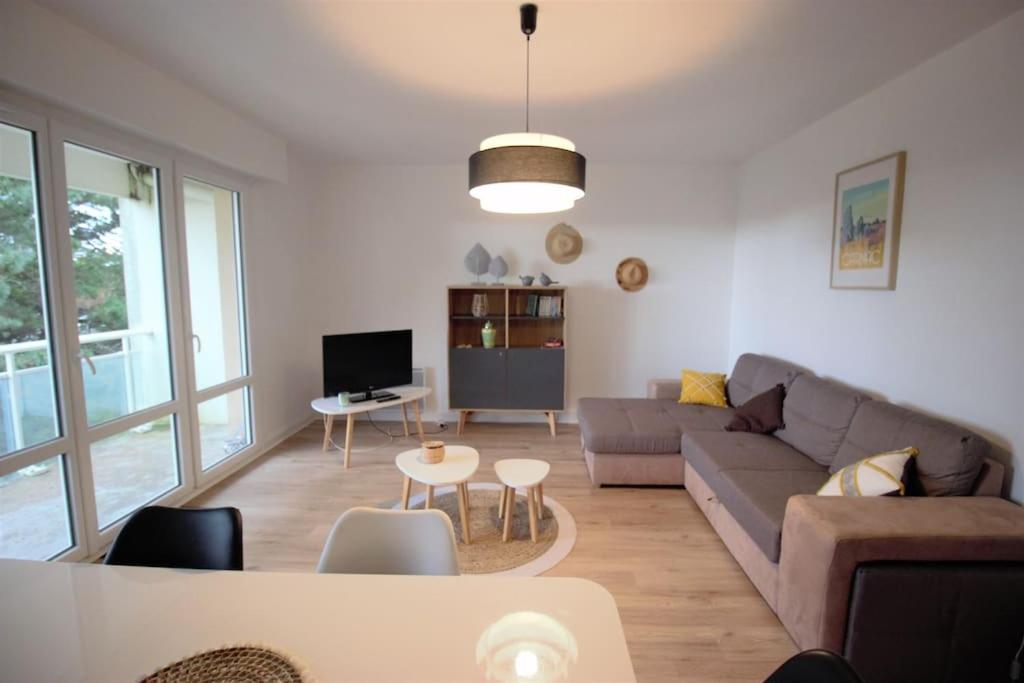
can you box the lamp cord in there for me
[525,34,531,132]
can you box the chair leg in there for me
[527,486,538,543]
[401,476,412,510]
[502,487,514,542]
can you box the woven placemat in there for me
[140,645,309,683]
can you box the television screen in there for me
[322,330,412,398]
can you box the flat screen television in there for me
[322,330,412,402]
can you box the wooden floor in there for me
[193,420,796,682]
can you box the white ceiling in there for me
[34,0,1020,165]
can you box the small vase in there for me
[472,293,488,318]
[481,321,497,349]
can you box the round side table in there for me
[494,458,551,543]
[395,445,480,543]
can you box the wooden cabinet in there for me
[447,286,567,435]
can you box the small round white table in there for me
[311,386,432,468]
[395,445,480,544]
[495,458,551,543]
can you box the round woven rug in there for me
[391,482,576,576]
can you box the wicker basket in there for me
[420,441,446,464]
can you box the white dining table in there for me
[0,559,636,682]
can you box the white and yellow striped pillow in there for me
[818,448,918,497]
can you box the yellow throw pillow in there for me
[817,448,919,497]
[679,369,728,407]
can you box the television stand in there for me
[349,390,399,404]
[311,387,432,468]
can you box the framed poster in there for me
[830,151,906,289]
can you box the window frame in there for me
[0,86,260,560]
[0,104,87,561]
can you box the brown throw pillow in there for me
[725,384,786,434]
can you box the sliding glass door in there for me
[177,174,252,479]
[50,125,191,547]
[0,93,255,561]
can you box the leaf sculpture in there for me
[464,243,491,283]
[489,255,508,283]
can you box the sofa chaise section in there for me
[578,354,804,486]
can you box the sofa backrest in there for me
[832,400,989,496]
[776,375,870,467]
[727,354,805,407]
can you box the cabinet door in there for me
[508,349,564,410]
[449,348,508,409]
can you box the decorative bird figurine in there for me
[539,272,559,286]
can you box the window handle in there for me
[192,334,202,354]
[79,354,96,376]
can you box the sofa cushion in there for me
[578,398,733,454]
[716,469,830,562]
[832,401,989,496]
[726,384,786,434]
[726,354,805,406]
[682,431,825,493]
[775,376,870,467]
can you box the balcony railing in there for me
[0,328,152,455]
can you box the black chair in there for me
[104,505,243,570]
[765,650,864,683]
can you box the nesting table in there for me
[395,445,480,543]
[495,458,551,543]
[311,386,431,468]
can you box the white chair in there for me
[315,507,460,576]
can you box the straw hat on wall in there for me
[615,257,649,292]
[545,223,583,264]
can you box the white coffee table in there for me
[311,386,432,468]
[395,445,480,543]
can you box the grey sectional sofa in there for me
[577,354,1024,681]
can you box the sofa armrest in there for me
[777,495,1024,652]
[647,378,680,400]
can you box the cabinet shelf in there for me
[509,315,564,321]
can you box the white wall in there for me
[314,163,738,423]
[729,12,1024,500]
[245,155,324,445]
[0,0,287,181]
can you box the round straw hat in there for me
[545,223,583,264]
[615,257,649,292]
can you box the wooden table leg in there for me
[457,483,471,544]
[425,485,434,510]
[322,414,334,451]
[498,484,507,519]
[401,476,412,510]
[537,482,545,520]
[343,414,354,469]
[502,487,514,542]
[411,400,425,442]
[527,486,539,543]
[400,402,410,437]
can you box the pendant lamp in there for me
[468,4,586,214]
